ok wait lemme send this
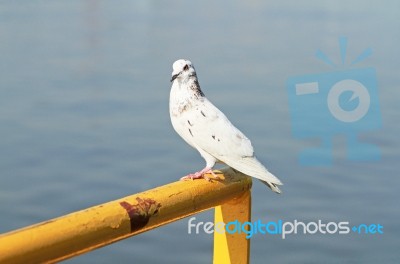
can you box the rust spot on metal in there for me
[168,191,183,198]
[120,197,161,232]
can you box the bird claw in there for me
[180,168,220,182]
[180,173,207,181]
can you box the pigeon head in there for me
[170,59,196,82]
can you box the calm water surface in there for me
[1,1,399,263]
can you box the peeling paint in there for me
[120,197,161,232]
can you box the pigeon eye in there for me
[183,64,189,71]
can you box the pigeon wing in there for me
[186,98,253,158]
[186,99,282,190]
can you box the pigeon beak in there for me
[170,73,179,82]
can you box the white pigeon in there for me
[169,59,283,193]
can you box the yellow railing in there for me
[0,168,252,264]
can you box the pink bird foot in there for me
[180,167,220,182]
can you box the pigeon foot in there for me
[180,167,220,182]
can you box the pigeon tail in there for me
[259,179,282,194]
[224,156,283,194]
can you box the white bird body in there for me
[169,59,282,193]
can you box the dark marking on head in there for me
[187,120,193,126]
[183,64,189,71]
[201,111,206,117]
[212,135,215,140]
[189,128,193,137]
[120,197,161,233]
[218,139,220,142]
[189,80,205,98]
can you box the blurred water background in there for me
[1,1,399,263]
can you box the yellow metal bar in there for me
[213,191,251,264]
[0,168,252,264]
